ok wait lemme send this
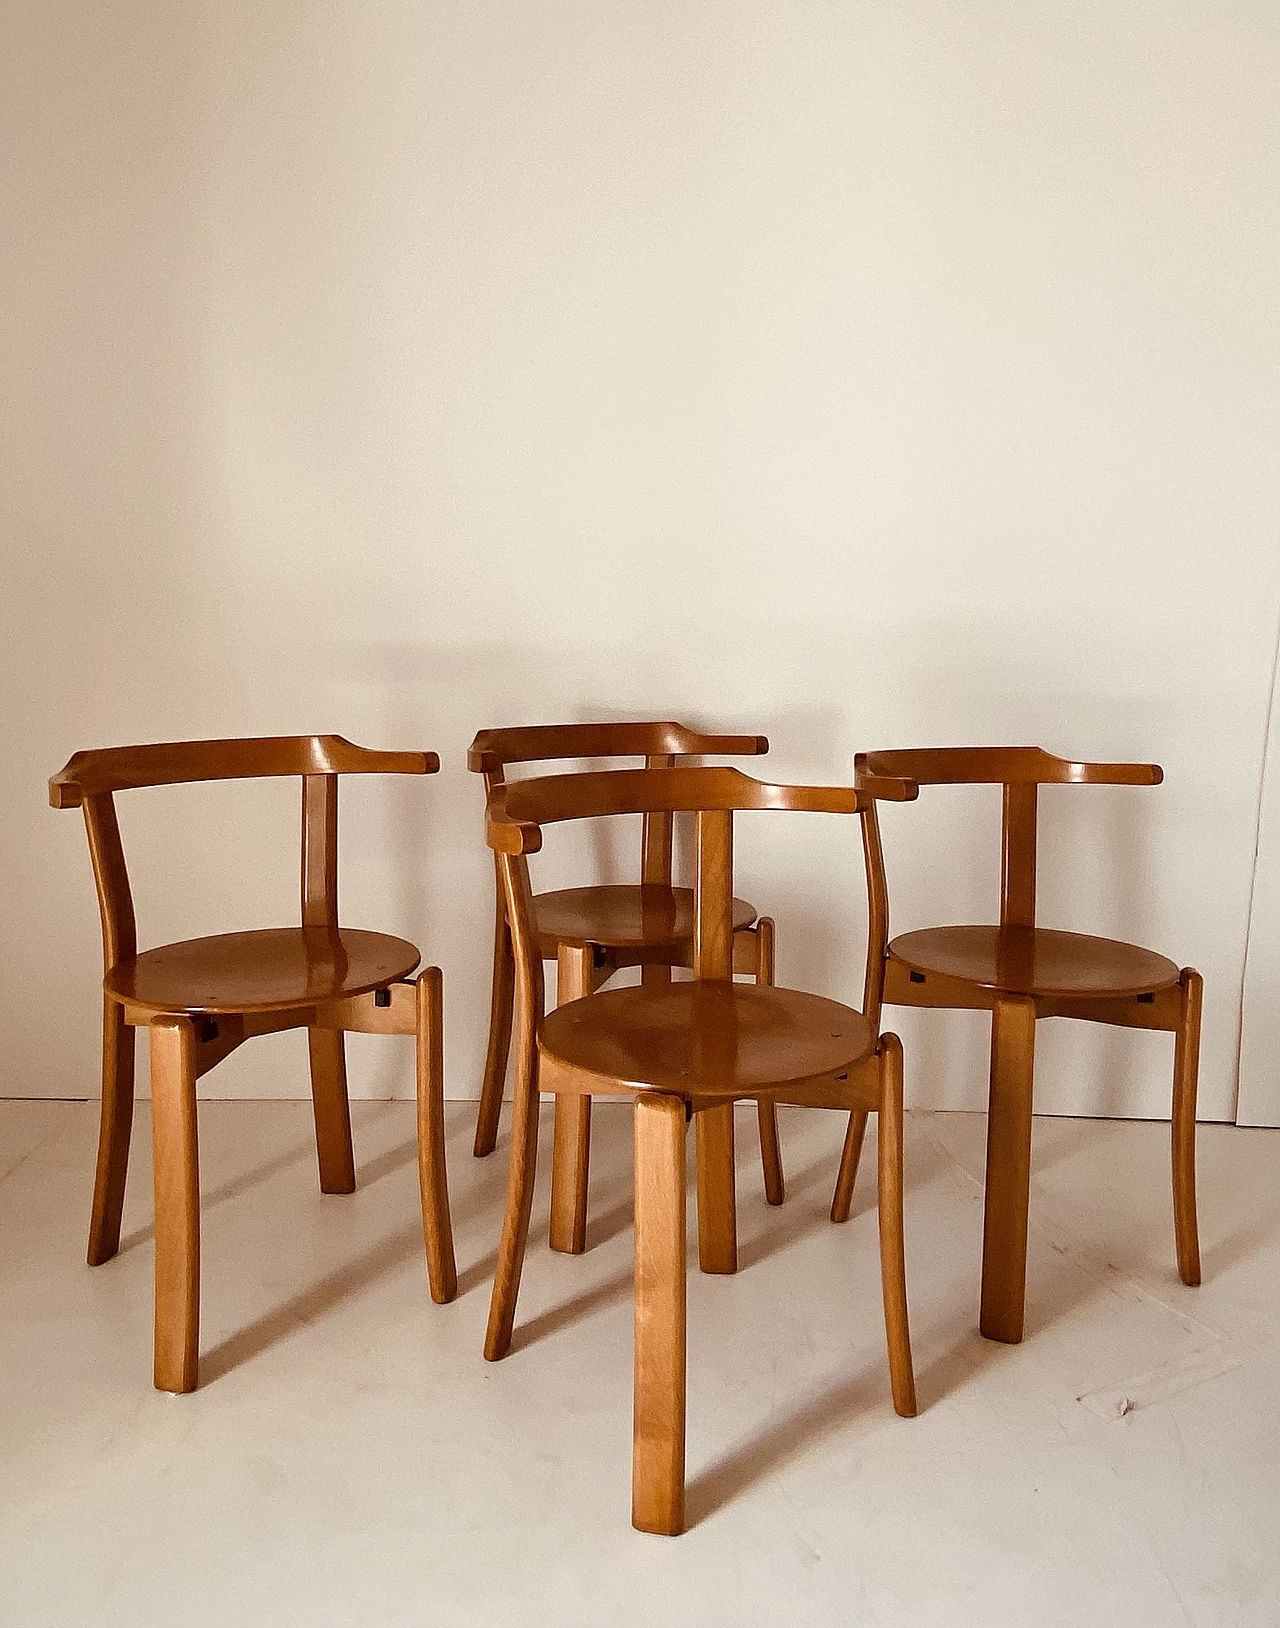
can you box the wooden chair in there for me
[468,722,785,1257]
[482,764,920,1535]
[834,745,1201,1347]
[48,735,457,1393]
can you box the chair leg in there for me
[150,1017,200,1394]
[307,1028,356,1194]
[474,871,515,1158]
[830,1110,868,1225]
[484,1008,541,1361]
[875,1036,916,1417]
[757,1101,784,1207]
[695,1104,737,1274]
[1173,968,1203,1287]
[979,995,1037,1344]
[752,917,784,1206]
[550,944,593,1254]
[88,997,135,1265]
[416,968,457,1304]
[632,1093,688,1537]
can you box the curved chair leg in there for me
[876,1035,916,1417]
[307,1028,356,1194]
[1172,968,1202,1287]
[150,1016,200,1394]
[632,1092,688,1536]
[752,917,784,1206]
[484,998,541,1361]
[416,968,457,1303]
[980,994,1037,1344]
[88,996,135,1265]
[550,945,593,1254]
[830,1110,868,1224]
[474,868,515,1158]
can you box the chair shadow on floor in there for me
[684,1371,888,1529]
[116,1135,318,1256]
[133,1113,500,1384]
[1201,1214,1276,1281]
[114,1110,483,1256]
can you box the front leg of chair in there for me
[307,1028,356,1194]
[831,1110,868,1225]
[550,943,594,1255]
[150,1016,200,1394]
[1172,968,1203,1287]
[632,1092,688,1536]
[980,995,1037,1344]
[416,968,457,1303]
[749,917,785,1206]
[88,996,136,1266]
[474,867,515,1158]
[875,1035,916,1417]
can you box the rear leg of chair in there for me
[696,1104,737,1274]
[485,1023,541,1361]
[831,1110,868,1225]
[150,1016,200,1394]
[88,997,135,1265]
[307,1028,356,1194]
[474,873,514,1158]
[1172,968,1202,1287]
[876,1035,916,1418]
[751,917,784,1206]
[416,968,457,1303]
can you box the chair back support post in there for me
[1000,783,1038,929]
[693,809,734,980]
[301,774,340,930]
[642,754,676,886]
[82,792,137,974]
[859,800,890,1029]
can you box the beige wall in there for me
[4,1,1277,1119]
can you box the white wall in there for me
[3,1,1277,1121]
[1238,632,1280,1126]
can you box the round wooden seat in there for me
[889,924,1180,999]
[534,884,756,955]
[105,927,421,1015]
[540,981,875,1098]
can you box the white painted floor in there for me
[0,1098,1275,1628]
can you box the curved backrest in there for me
[488,764,917,1028]
[856,746,1161,789]
[49,734,435,806]
[469,719,768,889]
[467,721,767,777]
[49,735,437,973]
[854,745,1164,931]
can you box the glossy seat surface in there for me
[533,884,755,953]
[540,982,875,1098]
[890,925,1180,999]
[105,927,421,1015]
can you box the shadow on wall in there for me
[285,609,1223,1119]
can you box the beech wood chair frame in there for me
[839,745,1201,1345]
[483,764,920,1535]
[468,722,785,1257]
[50,734,457,1393]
